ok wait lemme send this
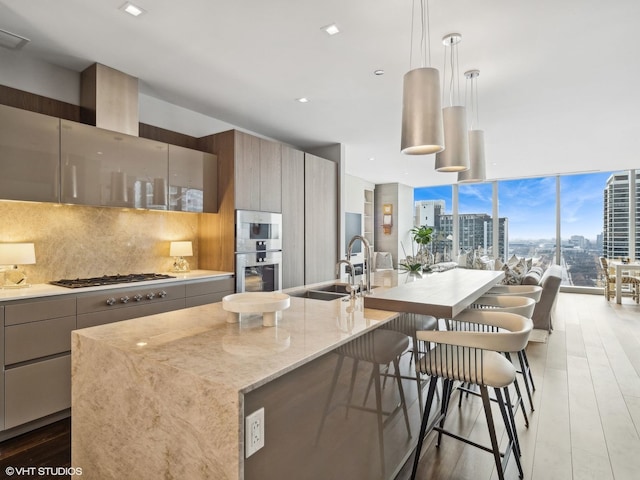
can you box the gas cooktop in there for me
[50,273,176,289]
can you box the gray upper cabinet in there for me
[60,120,168,209]
[168,145,218,213]
[0,104,60,203]
[234,131,282,212]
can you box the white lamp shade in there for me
[0,243,36,265]
[458,130,486,183]
[401,67,444,155]
[170,241,193,257]
[435,106,470,172]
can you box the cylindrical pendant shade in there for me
[401,67,444,155]
[435,106,470,172]
[458,130,486,183]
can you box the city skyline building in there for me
[603,171,640,259]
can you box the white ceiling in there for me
[1,0,639,187]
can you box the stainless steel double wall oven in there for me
[235,210,282,292]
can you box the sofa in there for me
[461,251,563,333]
[526,264,562,332]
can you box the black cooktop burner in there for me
[50,273,176,289]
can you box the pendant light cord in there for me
[465,72,481,129]
[442,36,462,107]
[410,0,432,69]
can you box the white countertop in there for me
[0,270,234,302]
[73,291,400,394]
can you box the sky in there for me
[414,171,615,241]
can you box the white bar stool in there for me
[411,311,531,480]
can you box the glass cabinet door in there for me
[0,104,60,203]
[60,120,168,209]
[168,145,217,213]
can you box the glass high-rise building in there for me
[603,171,640,259]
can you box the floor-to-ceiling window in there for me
[559,172,612,287]
[414,186,452,261]
[458,183,494,256]
[496,177,557,269]
[414,169,639,293]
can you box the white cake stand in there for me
[222,292,291,327]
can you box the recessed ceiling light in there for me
[321,24,340,36]
[296,97,309,103]
[369,157,375,161]
[120,2,146,17]
[0,28,30,50]
[373,69,385,76]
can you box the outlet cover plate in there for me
[245,407,265,458]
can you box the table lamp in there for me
[170,241,193,272]
[0,243,36,288]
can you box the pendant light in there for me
[435,33,469,172]
[458,69,486,183]
[400,0,444,155]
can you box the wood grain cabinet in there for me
[235,131,282,212]
[168,144,218,213]
[60,119,168,209]
[281,145,305,288]
[304,153,338,284]
[0,104,60,203]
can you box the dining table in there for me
[363,268,505,318]
[610,260,640,304]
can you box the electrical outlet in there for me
[245,407,265,458]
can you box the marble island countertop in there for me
[71,271,408,480]
[0,269,233,302]
[73,278,401,394]
[71,268,506,480]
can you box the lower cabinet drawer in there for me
[185,290,233,308]
[5,355,71,430]
[5,315,76,365]
[77,298,185,329]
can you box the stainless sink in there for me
[288,289,349,301]
[314,283,357,294]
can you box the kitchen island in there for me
[71,269,503,479]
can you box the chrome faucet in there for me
[347,235,372,295]
[336,259,357,298]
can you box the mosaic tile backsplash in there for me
[0,201,200,284]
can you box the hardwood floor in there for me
[0,292,638,480]
[399,292,640,480]
[0,417,70,479]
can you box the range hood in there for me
[80,63,139,136]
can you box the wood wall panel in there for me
[198,130,236,274]
[0,85,80,121]
[139,123,200,150]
